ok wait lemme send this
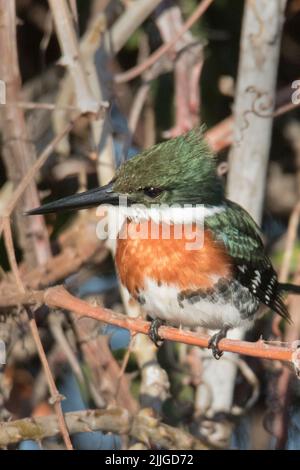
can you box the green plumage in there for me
[205,200,268,266]
[112,127,224,206]
[206,200,290,321]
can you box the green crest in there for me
[112,127,224,206]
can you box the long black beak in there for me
[26,182,120,215]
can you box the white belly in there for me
[126,277,254,331]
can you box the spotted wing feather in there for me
[205,200,290,321]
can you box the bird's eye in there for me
[143,187,163,198]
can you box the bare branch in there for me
[2,222,73,450]
[2,285,298,367]
[0,0,51,267]
[0,407,209,449]
[48,0,99,114]
[104,0,163,55]
[227,0,287,222]
[114,0,214,84]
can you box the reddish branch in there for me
[1,284,293,369]
[1,283,299,367]
[205,116,234,152]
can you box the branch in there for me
[52,0,163,158]
[156,3,204,138]
[114,0,214,84]
[272,202,300,447]
[228,0,286,408]
[48,0,99,114]
[205,83,300,154]
[2,221,73,450]
[0,407,209,449]
[3,285,299,370]
[205,116,234,152]
[0,100,109,112]
[71,315,139,413]
[104,0,164,56]
[0,0,51,267]
[0,117,78,238]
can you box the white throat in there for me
[115,204,224,225]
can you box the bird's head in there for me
[26,128,224,216]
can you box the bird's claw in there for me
[208,326,229,360]
[208,334,224,360]
[149,318,164,347]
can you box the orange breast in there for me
[115,220,233,297]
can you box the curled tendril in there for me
[235,86,275,146]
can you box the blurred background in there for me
[0,0,300,450]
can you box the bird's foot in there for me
[208,326,229,360]
[149,318,165,347]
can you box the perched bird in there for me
[27,129,300,358]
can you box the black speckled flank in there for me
[178,277,260,320]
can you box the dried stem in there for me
[114,0,214,84]
[0,407,209,449]
[279,201,300,283]
[115,333,137,401]
[48,313,86,391]
[2,221,73,450]
[271,201,300,447]
[0,100,108,112]
[48,0,98,114]
[0,118,78,237]
[71,314,138,412]
[0,0,50,267]
[156,3,203,137]
[104,0,163,56]
[25,313,73,450]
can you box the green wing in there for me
[205,200,290,320]
[205,200,268,267]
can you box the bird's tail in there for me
[279,282,300,294]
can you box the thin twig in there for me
[271,201,300,446]
[279,201,300,282]
[274,100,300,117]
[104,0,163,56]
[0,116,78,238]
[114,0,214,83]
[115,332,137,400]
[128,83,151,133]
[48,312,86,389]
[3,220,73,450]
[272,201,300,336]
[0,0,51,266]
[0,101,109,111]
[206,84,300,153]
[48,0,98,114]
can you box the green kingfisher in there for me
[27,128,300,358]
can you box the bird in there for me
[26,128,300,359]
